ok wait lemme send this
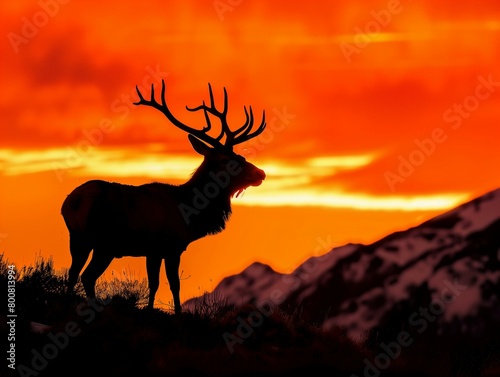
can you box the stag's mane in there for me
[170,153,237,238]
[189,195,232,237]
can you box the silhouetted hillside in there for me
[0,254,375,377]
[3,253,499,376]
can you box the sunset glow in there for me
[238,190,467,211]
[1,0,499,304]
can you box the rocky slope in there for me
[185,188,500,341]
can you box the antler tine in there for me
[232,106,253,137]
[216,86,233,144]
[231,109,266,146]
[237,106,255,138]
[207,86,263,147]
[134,80,222,148]
[200,101,212,132]
[186,84,234,145]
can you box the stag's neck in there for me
[179,167,233,240]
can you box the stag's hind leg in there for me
[146,256,162,309]
[80,250,114,302]
[165,253,181,315]
[67,232,92,294]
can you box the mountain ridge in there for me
[185,187,500,341]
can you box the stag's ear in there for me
[188,134,212,156]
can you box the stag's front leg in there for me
[146,256,162,309]
[165,253,181,314]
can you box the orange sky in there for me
[1,1,499,307]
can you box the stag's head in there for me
[134,80,266,198]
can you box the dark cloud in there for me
[12,27,134,101]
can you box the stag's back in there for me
[61,180,190,252]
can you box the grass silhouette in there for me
[2,253,500,377]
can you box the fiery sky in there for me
[1,1,499,306]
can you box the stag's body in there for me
[62,80,266,313]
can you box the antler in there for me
[134,80,266,149]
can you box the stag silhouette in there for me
[62,80,266,313]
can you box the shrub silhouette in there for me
[1,253,150,323]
